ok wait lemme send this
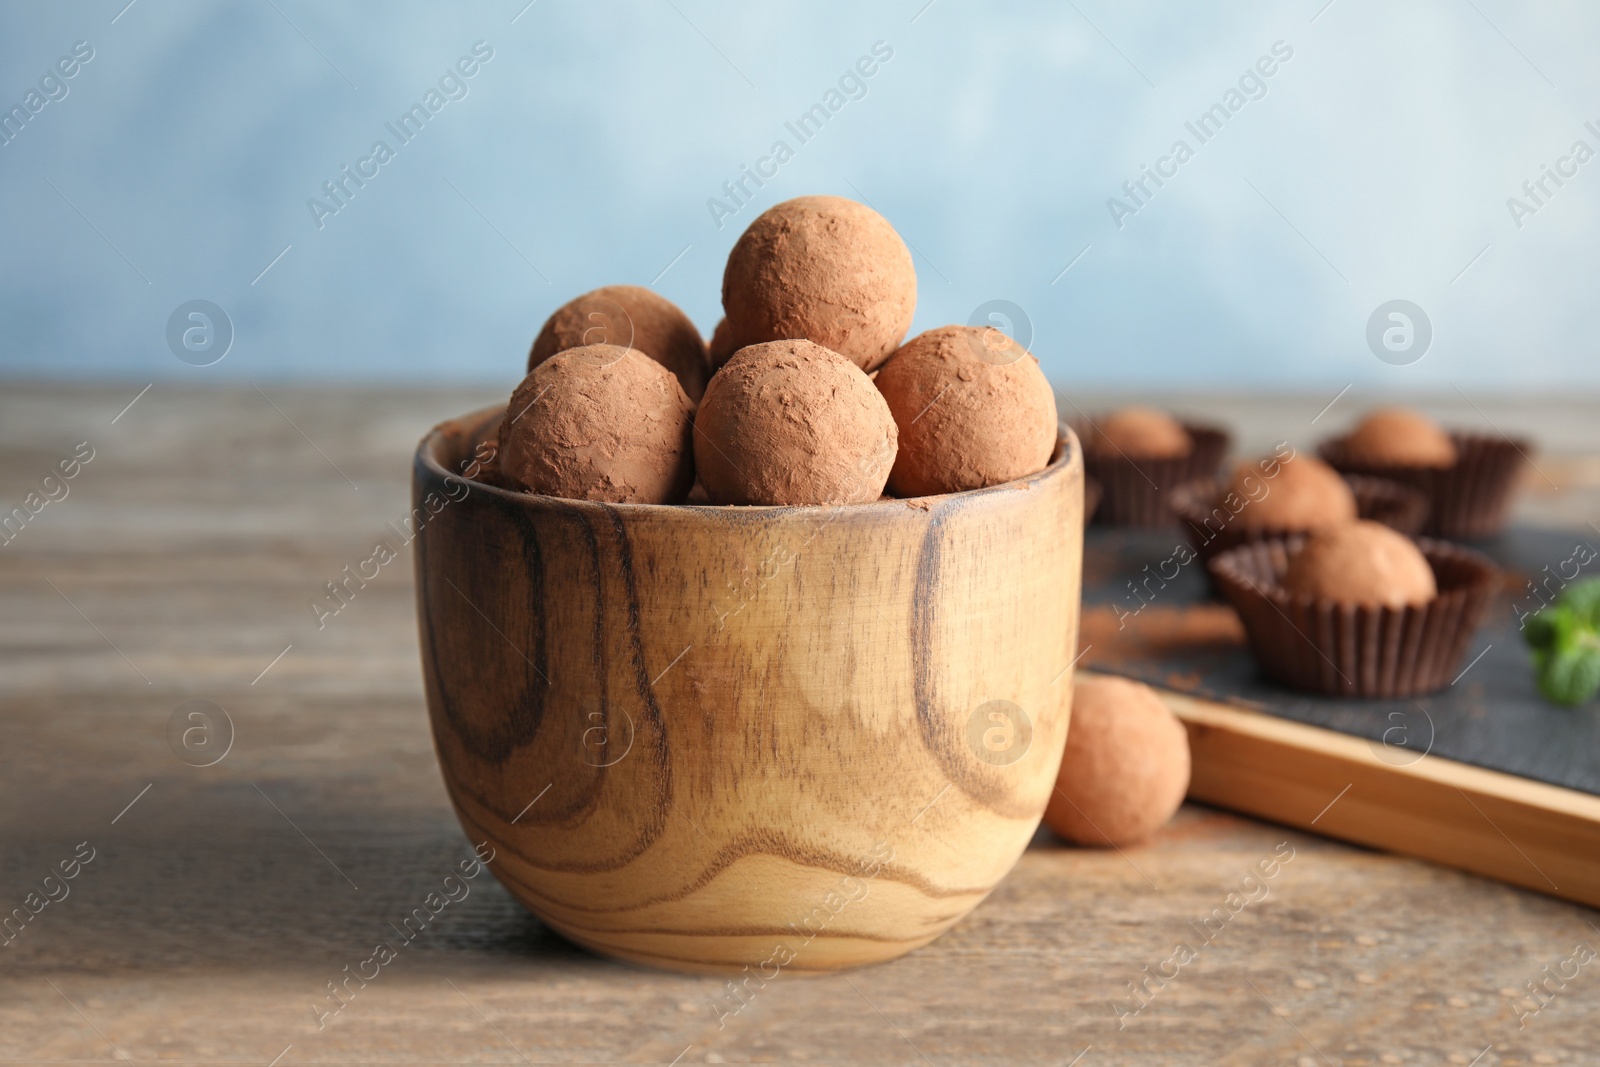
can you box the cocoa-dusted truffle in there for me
[708,316,737,370]
[693,340,896,506]
[1230,452,1356,530]
[1091,407,1191,459]
[1343,408,1457,468]
[528,285,710,401]
[722,195,916,372]
[1281,519,1437,608]
[1043,675,1190,847]
[874,325,1057,497]
[501,344,694,504]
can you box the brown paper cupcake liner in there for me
[1320,432,1530,540]
[1171,474,1428,564]
[1076,420,1231,528]
[1209,537,1498,698]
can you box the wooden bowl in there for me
[413,406,1086,974]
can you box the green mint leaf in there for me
[1538,645,1600,706]
[1562,578,1600,628]
[1524,608,1564,651]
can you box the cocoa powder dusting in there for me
[721,196,916,372]
[874,324,1057,496]
[1226,452,1355,530]
[1079,603,1247,675]
[528,285,710,401]
[693,339,897,506]
[500,344,695,504]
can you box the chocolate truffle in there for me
[1043,675,1190,847]
[1281,519,1437,608]
[528,285,710,401]
[693,339,896,506]
[501,344,694,504]
[708,316,737,370]
[1092,407,1192,459]
[1343,408,1457,468]
[1229,452,1356,530]
[874,325,1058,497]
[722,195,916,372]
[468,417,510,489]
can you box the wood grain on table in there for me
[2,383,1598,1065]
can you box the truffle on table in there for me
[1342,407,1457,468]
[1229,452,1356,530]
[1043,675,1190,847]
[874,325,1058,497]
[1281,519,1437,608]
[693,339,897,506]
[722,195,916,372]
[500,344,695,504]
[1091,407,1191,459]
[528,285,710,401]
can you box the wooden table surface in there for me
[3,382,1598,1066]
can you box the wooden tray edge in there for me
[1081,670,1600,909]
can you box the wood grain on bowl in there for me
[413,407,1085,973]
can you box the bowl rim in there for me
[418,403,1083,516]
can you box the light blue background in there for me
[1,0,1596,389]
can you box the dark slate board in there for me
[1081,525,1600,797]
